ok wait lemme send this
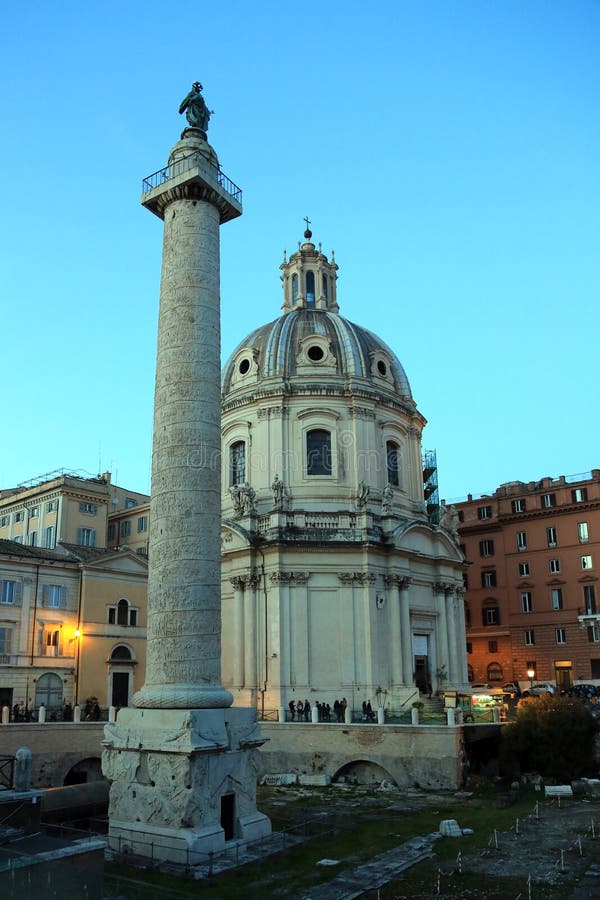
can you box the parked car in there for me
[502,682,522,698]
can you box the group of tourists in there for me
[288,697,348,722]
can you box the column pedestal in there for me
[102,706,271,864]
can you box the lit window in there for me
[230,441,246,485]
[549,558,560,574]
[478,505,492,520]
[306,429,332,476]
[516,531,527,551]
[551,588,563,610]
[524,629,535,646]
[518,562,530,577]
[386,441,400,486]
[541,493,556,508]
[572,487,588,503]
[479,540,494,557]
[555,628,566,645]
[546,526,557,547]
[578,522,589,543]
[581,555,593,570]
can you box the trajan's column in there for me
[102,83,271,864]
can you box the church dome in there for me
[222,236,413,404]
[222,309,413,400]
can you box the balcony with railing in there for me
[142,152,242,205]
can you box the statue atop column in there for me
[179,81,212,132]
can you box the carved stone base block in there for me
[102,707,271,864]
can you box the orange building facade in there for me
[454,471,600,690]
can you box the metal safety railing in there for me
[142,152,242,204]
[0,756,15,789]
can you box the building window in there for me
[47,500,58,512]
[107,523,116,541]
[467,665,474,682]
[521,591,533,613]
[306,429,332,476]
[0,580,22,605]
[386,441,400,486]
[518,562,530,577]
[76,527,96,547]
[487,662,503,681]
[0,516,7,527]
[572,487,588,503]
[583,585,597,615]
[466,642,472,654]
[481,571,496,588]
[549,558,560,574]
[44,585,66,609]
[488,640,498,653]
[581,555,593,570]
[483,606,500,626]
[546,526,557,547]
[478,505,492,520]
[551,588,563,611]
[230,440,246,485]
[305,270,315,306]
[44,525,56,549]
[512,498,526,513]
[291,273,298,303]
[465,604,471,627]
[0,626,12,658]
[137,516,148,533]
[121,521,131,538]
[479,540,494,557]
[587,625,600,643]
[516,531,527,551]
[555,627,566,645]
[79,502,97,515]
[108,598,138,627]
[29,506,39,518]
[322,274,328,298]
[125,498,137,509]
[578,522,589,543]
[14,512,23,523]
[13,536,22,544]
[524,629,535,646]
[29,531,37,546]
[541,493,556,508]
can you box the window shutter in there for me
[14,581,23,606]
[42,584,49,607]
[76,527,83,544]
[91,529,96,547]
[60,586,67,609]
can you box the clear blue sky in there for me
[2,1,598,502]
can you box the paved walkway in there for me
[300,833,440,899]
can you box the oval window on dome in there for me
[377,360,387,377]
[238,358,250,375]
[307,345,324,362]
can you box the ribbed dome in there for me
[222,309,413,400]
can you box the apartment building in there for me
[454,471,600,690]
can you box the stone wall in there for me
[1,720,464,790]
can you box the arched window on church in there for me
[386,440,401,486]
[292,273,298,304]
[487,662,503,683]
[322,274,328,299]
[230,441,246,485]
[117,598,129,626]
[306,429,332,476]
[306,271,315,306]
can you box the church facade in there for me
[220,234,468,718]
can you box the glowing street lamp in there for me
[527,668,535,690]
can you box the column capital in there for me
[270,571,309,585]
[384,574,411,589]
